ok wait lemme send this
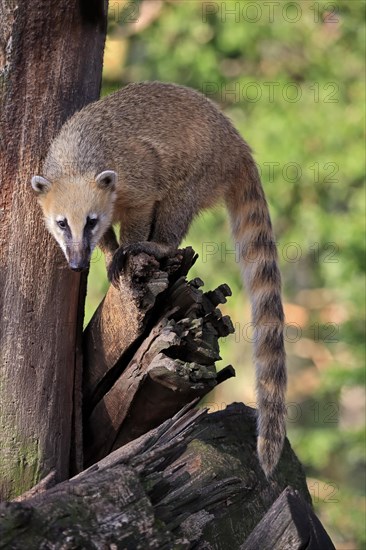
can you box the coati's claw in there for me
[107,247,129,286]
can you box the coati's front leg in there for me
[107,195,196,286]
[99,227,119,268]
[105,204,174,286]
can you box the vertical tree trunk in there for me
[0,0,108,500]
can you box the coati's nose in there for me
[69,260,89,272]
[67,247,90,272]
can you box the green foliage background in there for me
[86,1,365,546]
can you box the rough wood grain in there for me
[82,248,193,412]
[242,486,336,550]
[0,0,108,500]
[83,248,236,466]
[0,404,319,549]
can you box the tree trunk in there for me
[0,0,108,500]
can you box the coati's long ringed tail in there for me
[226,156,287,477]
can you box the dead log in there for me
[83,248,236,466]
[0,403,324,549]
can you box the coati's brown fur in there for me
[31,82,287,476]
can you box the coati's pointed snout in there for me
[67,246,91,272]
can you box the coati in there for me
[31,81,286,477]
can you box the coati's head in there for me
[31,170,117,271]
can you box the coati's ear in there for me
[96,170,117,191]
[31,175,52,195]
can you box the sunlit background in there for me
[84,1,365,547]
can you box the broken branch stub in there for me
[83,248,235,467]
[83,252,178,409]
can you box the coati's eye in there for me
[87,216,98,229]
[57,219,67,230]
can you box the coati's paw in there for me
[107,242,174,287]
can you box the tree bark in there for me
[0,0,108,500]
[0,404,316,549]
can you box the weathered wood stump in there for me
[0,403,328,549]
[0,247,336,548]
